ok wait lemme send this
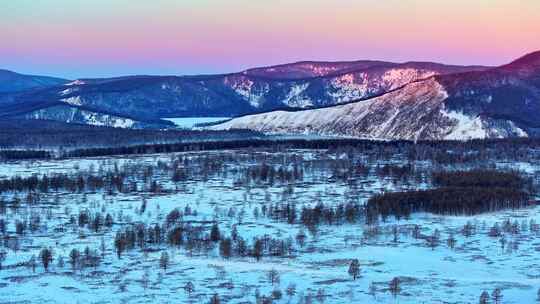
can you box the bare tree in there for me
[348,259,360,280]
[286,283,296,298]
[427,229,440,250]
[209,293,220,304]
[184,281,195,296]
[367,282,377,299]
[39,248,53,271]
[267,268,280,286]
[159,251,169,270]
[141,270,150,290]
[499,237,507,251]
[69,249,80,271]
[479,291,490,304]
[389,277,401,297]
[0,251,6,270]
[446,233,457,249]
[412,224,421,239]
[491,288,503,304]
[28,255,37,273]
[392,225,399,243]
[57,255,65,268]
[316,288,326,303]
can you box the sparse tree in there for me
[348,259,360,280]
[286,283,296,297]
[209,293,220,304]
[39,248,53,271]
[412,224,421,239]
[488,223,501,237]
[28,255,37,273]
[392,225,399,243]
[141,269,150,290]
[0,251,6,270]
[115,235,126,259]
[267,268,280,286]
[491,288,503,304]
[427,229,440,250]
[462,221,475,238]
[140,198,147,214]
[253,239,263,261]
[57,255,65,268]
[210,224,221,242]
[184,281,195,295]
[368,282,377,298]
[447,232,457,249]
[231,225,239,241]
[219,238,232,259]
[159,251,169,270]
[499,237,507,251]
[389,277,401,297]
[69,248,80,271]
[100,237,106,257]
[316,288,325,303]
[118,281,127,293]
[479,291,490,304]
[296,229,307,247]
[273,288,283,301]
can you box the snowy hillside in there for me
[210,78,529,141]
[221,63,485,111]
[211,52,540,141]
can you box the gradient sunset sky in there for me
[2,0,540,79]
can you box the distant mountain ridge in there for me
[0,69,68,93]
[0,60,490,128]
[211,51,540,141]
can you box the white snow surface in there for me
[0,150,539,303]
[60,96,83,106]
[162,117,230,129]
[212,78,451,140]
[441,109,529,140]
[80,112,136,128]
[225,77,270,108]
[284,83,312,107]
[65,80,86,86]
[442,110,490,140]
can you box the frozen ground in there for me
[162,117,230,129]
[0,149,539,303]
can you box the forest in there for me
[366,170,534,222]
[3,119,540,163]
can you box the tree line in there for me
[366,169,534,222]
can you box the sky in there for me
[1,0,539,79]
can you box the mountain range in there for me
[0,60,487,128]
[1,51,539,141]
[211,51,540,140]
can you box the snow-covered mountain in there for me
[20,104,158,129]
[0,61,487,128]
[211,51,540,141]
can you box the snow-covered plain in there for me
[0,149,539,303]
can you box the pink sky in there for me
[2,0,539,79]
